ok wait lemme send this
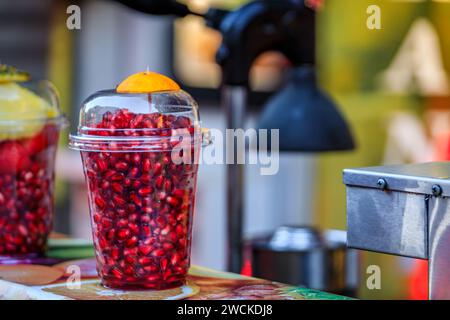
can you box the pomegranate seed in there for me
[132,154,141,164]
[129,223,139,234]
[161,258,168,271]
[111,182,123,193]
[143,265,158,273]
[115,161,129,171]
[172,189,185,198]
[164,180,172,192]
[130,193,142,207]
[146,275,160,282]
[142,225,151,236]
[96,159,108,172]
[153,163,162,175]
[126,236,138,247]
[111,268,123,279]
[111,247,120,260]
[155,175,164,189]
[113,194,126,206]
[129,167,139,177]
[117,229,130,240]
[117,219,128,228]
[152,249,165,257]
[95,196,106,209]
[166,196,179,207]
[143,158,151,172]
[138,245,153,256]
[175,224,184,236]
[163,242,174,251]
[111,173,125,181]
[171,253,180,266]
[138,257,153,265]
[138,186,153,196]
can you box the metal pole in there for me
[222,85,247,273]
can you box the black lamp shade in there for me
[257,66,355,152]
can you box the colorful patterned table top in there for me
[0,238,350,300]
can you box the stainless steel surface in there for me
[428,196,450,299]
[344,162,450,299]
[222,85,247,273]
[346,186,428,259]
[344,162,450,196]
[250,226,359,295]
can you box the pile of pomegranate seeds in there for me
[0,125,59,255]
[82,109,198,289]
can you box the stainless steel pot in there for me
[248,226,359,296]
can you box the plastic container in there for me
[0,80,65,257]
[69,89,203,290]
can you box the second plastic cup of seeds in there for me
[69,71,203,290]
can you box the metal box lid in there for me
[343,162,450,196]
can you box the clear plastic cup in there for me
[0,80,66,257]
[69,89,204,289]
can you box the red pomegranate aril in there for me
[155,175,164,189]
[101,217,113,229]
[142,225,151,236]
[163,242,174,251]
[132,180,142,190]
[111,182,123,193]
[146,275,160,282]
[138,245,153,256]
[161,258,169,271]
[96,159,108,172]
[117,229,130,240]
[129,223,139,234]
[107,228,116,240]
[99,237,108,249]
[157,192,167,201]
[140,174,151,184]
[164,180,173,192]
[95,196,106,209]
[113,194,126,206]
[115,161,129,171]
[153,163,162,175]
[117,219,128,228]
[171,253,180,266]
[111,247,120,260]
[172,189,185,199]
[143,158,151,172]
[166,196,179,207]
[132,154,141,164]
[111,268,123,279]
[124,247,138,257]
[141,214,151,223]
[138,257,153,266]
[101,180,110,189]
[126,236,138,247]
[130,193,142,207]
[111,173,125,182]
[138,186,153,196]
[152,249,165,257]
[129,167,139,178]
[161,226,171,236]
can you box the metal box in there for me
[343,162,450,299]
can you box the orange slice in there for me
[117,71,180,94]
